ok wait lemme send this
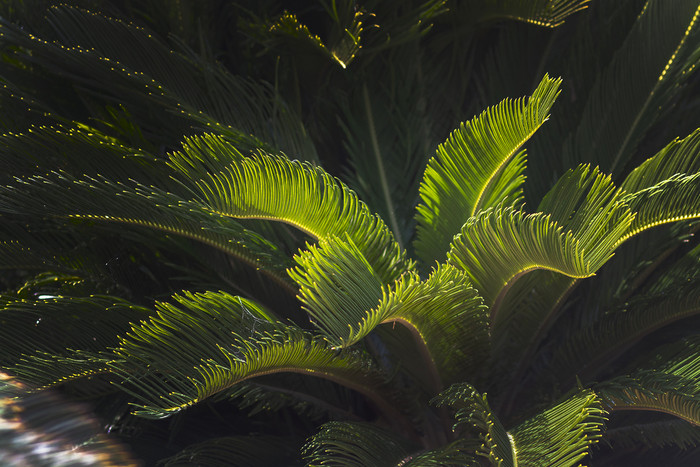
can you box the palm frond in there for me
[288,235,384,344]
[415,74,561,263]
[109,291,407,423]
[565,0,700,175]
[598,336,700,425]
[447,204,624,315]
[0,171,295,285]
[168,147,410,282]
[303,421,415,467]
[458,0,590,28]
[508,389,606,467]
[432,383,515,465]
[617,172,700,246]
[621,128,700,193]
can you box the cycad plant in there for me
[1,0,700,465]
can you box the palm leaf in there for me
[415,74,561,263]
[616,172,700,247]
[447,203,629,316]
[432,383,514,465]
[565,0,700,175]
[597,336,700,425]
[0,171,295,286]
[603,419,700,451]
[459,0,590,28]
[110,291,408,424]
[507,389,606,467]
[303,421,415,467]
[168,147,410,282]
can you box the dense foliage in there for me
[0,0,700,465]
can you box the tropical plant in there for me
[0,0,700,465]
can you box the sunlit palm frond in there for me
[457,0,590,28]
[303,421,415,467]
[169,146,410,282]
[508,389,606,466]
[415,74,561,263]
[110,291,406,422]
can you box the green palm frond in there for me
[508,389,607,467]
[169,147,410,282]
[616,173,700,247]
[110,291,407,423]
[487,164,633,373]
[621,128,700,193]
[433,383,514,465]
[0,173,294,286]
[303,421,415,467]
[458,0,590,28]
[11,350,115,391]
[415,74,561,263]
[565,0,700,175]
[288,235,384,345]
[447,204,625,315]
[598,336,700,425]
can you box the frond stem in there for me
[383,317,443,395]
[363,84,403,249]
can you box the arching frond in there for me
[621,128,700,193]
[110,291,406,422]
[303,421,415,467]
[488,165,633,375]
[598,336,700,425]
[447,206,594,312]
[508,389,607,467]
[169,149,410,282]
[616,172,700,247]
[0,172,294,285]
[288,235,384,345]
[415,74,561,263]
[459,0,590,28]
[432,383,514,465]
[565,0,700,175]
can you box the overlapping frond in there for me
[303,421,415,467]
[621,128,700,193]
[415,74,561,263]
[288,235,384,345]
[433,383,514,465]
[487,165,633,372]
[447,206,593,312]
[110,291,404,421]
[508,389,607,466]
[616,172,700,247]
[597,336,700,425]
[460,0,590,28]
[565,0,700,175]
[170,148,410,282]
